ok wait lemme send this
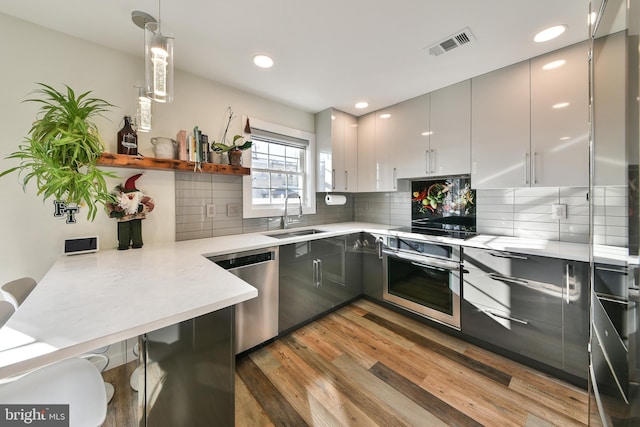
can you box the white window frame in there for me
[242,117,316,219]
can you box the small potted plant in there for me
[0,83,117,220]
[210,107,252,166]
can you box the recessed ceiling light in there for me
[542,59,566,70]
[355,102,368,109]
[552,102,570,109]
[534,25,567,42]
[560,136,571,140]
[379,113,391,119]
[421,131,432,136]
[253,54,274,68]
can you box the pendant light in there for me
[135,84,152,132]
[143,0,174,103]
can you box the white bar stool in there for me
[0,358,107,427]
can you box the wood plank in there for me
[281,333,411,427]
[368,361,483,427]
[252,348,340,427]
[353,299,470,353]
[234,373,274,427]
[264,340,381,426]
[97,152,250,175]
[363,311,512,386]
[331,353,449,427]
[236,355,308,427]
[330,309,583,426]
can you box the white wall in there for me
[0,13,313,284]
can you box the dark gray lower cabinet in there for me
[141,306,235,427]
[462,247,589,379]
[361,232,384,301]
[279,234,362,333]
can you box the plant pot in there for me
[228,148,243,166]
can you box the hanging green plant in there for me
[0,83,118,220]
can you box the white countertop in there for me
[0,222,386,379]
[0,221,631,379]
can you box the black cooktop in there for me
[400,217,477,240]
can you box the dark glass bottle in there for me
[117,116,138,155]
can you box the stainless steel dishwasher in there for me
[209,247,278,354]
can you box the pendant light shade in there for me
[144,21,174,103]
[135,85,152,132]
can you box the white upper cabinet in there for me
[315,108,358,192]
[429,80,471,177]
[593,31,626,186]
[472,41,589,189]
[394,93,430,179]
[343,112,358,191]
[374,105,397,191]
[471,61,531,189]
[356,107,397,192]
[357,112,377,192]
[530,41,589,187]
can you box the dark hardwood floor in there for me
[104,299,591,426]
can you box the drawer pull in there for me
[488,272,529,286]
[595,266,628,275]
[488,251,528,260]
[480,308,528,325]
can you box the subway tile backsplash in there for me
[175,173,355,241]
[175,172,628,247]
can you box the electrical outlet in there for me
[227,203,240,217]
[551,203,567,220]
[206,204,216,218]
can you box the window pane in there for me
[268,155,286,171]
[252,188,270,204]
[285,146,301,158]
[249,136,307,211]
[253,140,269,154]
[270,143,285,157]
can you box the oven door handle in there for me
[383,249,459,271]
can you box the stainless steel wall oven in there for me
[382,236,461,329]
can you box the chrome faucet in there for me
[281,193,302,229]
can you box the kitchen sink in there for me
[263,229,326,239]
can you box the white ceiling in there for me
[0,1,596,116]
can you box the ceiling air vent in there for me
[425,27,475,57]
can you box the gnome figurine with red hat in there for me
[106,173,155,250]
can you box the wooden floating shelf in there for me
[97,153,250,176]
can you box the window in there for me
[242,117,316,218]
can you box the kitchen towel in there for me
[325,194,347,206]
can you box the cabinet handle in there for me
[377,237,384,260]
[317,259,323,287]
[524,153,529,185]
[393,168,397,190]
[312,259,318,287]
[430,149,435,174]
[488,251,528,260]
[532,152,537,185]
[425,150,430,175]
[331,169,336,190]
[565,263,573,304]
[488,272,529,287]
[480,308,529,325]
[344,170,348,191]
[595,266,628,275]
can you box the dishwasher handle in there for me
[208,249,277,270]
